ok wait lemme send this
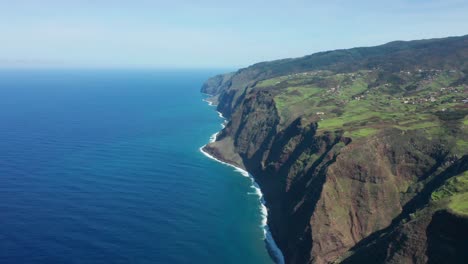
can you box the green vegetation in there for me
[455,139,468,154]
[256,76,289,88]
[449,193,468,216]
[397,122,438,130]
[343,127,378,138]
[463,117,468,126]
[274,85,322,115]
[432,171,468,216]
[255,68,467,146]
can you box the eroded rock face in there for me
[202,86,467,263]
[201,73,234,96]
[201,35,468,264]
[309,133,446,264]
[202,88,466,263]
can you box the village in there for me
[297,69,468,119]
[261,68,467,122]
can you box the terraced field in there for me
[255,69,467,154]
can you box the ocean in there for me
[0,69,275,264]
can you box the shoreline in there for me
[202,98,216,107]
[199,98,285,264]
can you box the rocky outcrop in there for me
[201,73,234,97]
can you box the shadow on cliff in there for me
[342,155,468,263]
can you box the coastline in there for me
[202,98,216,107]
[199,98,285,264]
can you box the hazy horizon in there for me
[1,0,468,69]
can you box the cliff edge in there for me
[202,35,468,264]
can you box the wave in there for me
[200,98,285,264]
[202,98,217,107]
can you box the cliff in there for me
[202,35,468,264]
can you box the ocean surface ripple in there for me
[0,70,274,264]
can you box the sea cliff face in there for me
[202,35,468,264]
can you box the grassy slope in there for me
[255,69,467,155]
[432,171,468,216]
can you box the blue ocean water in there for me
[0,69,273,264]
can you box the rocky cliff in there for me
[202,35,468,264]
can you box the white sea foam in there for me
[202,96,218,107]
[200,99,285,264]
[209,132,219,143]
[199,146,249,178]
[203,100,214,106]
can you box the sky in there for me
[1,0,467,68]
